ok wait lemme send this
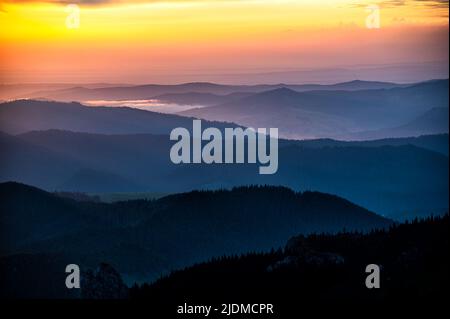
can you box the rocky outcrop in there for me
[268,235,344,271]
[81,263,129,299]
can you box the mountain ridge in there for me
[1,129,448,218]
[0,181,392,281]
[180,79,448,139]
[19,79,417,102]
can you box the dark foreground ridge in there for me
[131,214,449,307]
[0,181,391,293]
[0,183,448,314]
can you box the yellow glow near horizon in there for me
[2,1,448,41]
[0,0,448,83]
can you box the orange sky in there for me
[0,0,448,84]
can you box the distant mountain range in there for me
[0,182,392,283]
[181,79,449,139]
[154,80,407,107]
[1,79,448,140]
[1,129,447,218]
[16,80,410,102]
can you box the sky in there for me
[0,0,449,84]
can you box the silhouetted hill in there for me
[2,130,447,217]
[0,131,143,193]
[0,182,392,282]
[345,108,449,140]
[0,100,238,135]
[132,214,449,305]
[273,144,448,218]
[7,130,173,191]
[313,79,403,91]
[0,182,152,254]
[59,168,144,193]
[285,134,449,156]
[0,131,86,188]
[400,107,449,132]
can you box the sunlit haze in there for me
[1,0,448,84]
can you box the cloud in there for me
[350,0,448,8]
[415,0,449,8]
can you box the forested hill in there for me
[0,182,391,283]
[132,214,449,306]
